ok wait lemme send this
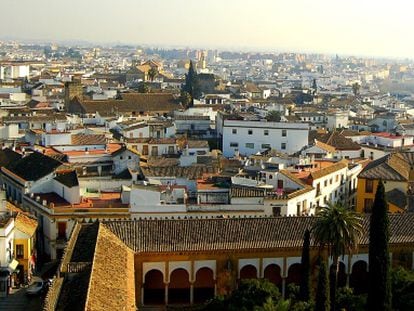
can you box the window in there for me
[128,156,132,160]
[16,244,24,259]
[365,179,374,193]
[281,143,286,150]
[232,129,237,134]
[282,129,287,137]
[264,130,269,136]
[335,175,339,182]
[245,143,254,149]
[324,180,327,187]
[261,144,271,149]
[230,142,239,148]
[120,156,123,160]
[316,183,321,196]
[330,178,333,185]
[248,129,253,135]
[57,222,67,240]
[364,198,374,212]
[269,174,273,179]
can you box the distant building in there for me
[220,119,309,157]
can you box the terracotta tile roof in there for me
[70,93,181,117]
[315,140,336,153]
[141,164,219,180]
[187,140,210,149]
[148,138,176,145]
[175,115,210,120]
[14,213,37,237]
[85,224,136,311]
[69,93,182,116]
[314,131,361,150]
[71,133,106,145]
[102,213,414,253]
[230,185,265,197]
[358,153,410,181]
[309,160,348,180]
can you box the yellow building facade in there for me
[357,152,413,213]
[356,178,406,213]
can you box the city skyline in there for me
[2,0,413,59]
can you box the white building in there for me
[222,120,309,157]
[0,62,31,80]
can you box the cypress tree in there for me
[299,229,311,302]
[183,60,201,106]
[315,259,330,311]
[368,180,391,310]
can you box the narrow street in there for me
[0,286,43,311]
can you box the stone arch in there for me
[239,264,258,280]
[169,268,191,305]
[286,263,301,285]
[350,260,368,294]
[144,269,165,305]
[330,261,347,288]
[263,264,282,290]
[194,267,215,304]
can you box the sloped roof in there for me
[230,185,265,198]
[140,165,219,180]
[358,153,410,181]
[187,140,210,149]
[71,134,106,145]
[85,224,135,311]
[5,151,62,182]
[314,140,336,153]
[386,188,407,210]
[0,148,22,168]
[71,93,181,117]
[14,213,37,237]
[309,160,348,180]
[102,213,414,253]
[314,131,361,150]
[54,170,79,188]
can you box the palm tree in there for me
[312,202,363,311]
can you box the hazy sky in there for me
[2,0,413,58]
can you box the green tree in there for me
[299,229,311,302]
[180,90,192,108]
[368,180,391,311]
[265,110,282,122]
[312,202,363,311]
[335,287,366,311]
[138,83,149,93]
[205,279,282,311]
[312,79,318,92]
[391,266,414,311]
[352,82,360,97]
[148,67,158,81]
[315,259,330,311]
[184,60,201,105]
